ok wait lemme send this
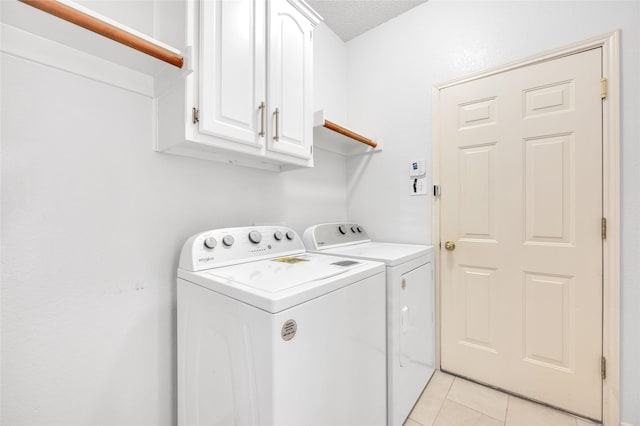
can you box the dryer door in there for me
[399,263,434,368]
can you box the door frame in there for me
[431,31,620,425]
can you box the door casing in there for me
[431,31,620,426]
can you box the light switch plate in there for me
[410,177,428,195]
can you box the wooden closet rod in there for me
[19,0,184,68]
[323,120,378,148]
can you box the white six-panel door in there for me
[439,48,603,420]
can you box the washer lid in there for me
[178,253,385,313]
[320,242,433,266]
[205,254,365,292]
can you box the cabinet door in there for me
[199,0,266,148]
[267,0,313,159]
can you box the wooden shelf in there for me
[1,0,187,92]
[19,0,183,68]
[313,110,381,156]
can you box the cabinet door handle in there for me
[273,108,280,141]
[258,102,265,137]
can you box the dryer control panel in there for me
[179,226,305,271]
[302,223,371,250]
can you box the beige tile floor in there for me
[405,371,600,426]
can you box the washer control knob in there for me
[248,230,262,244]
[203,237,217,249]
[356,226,363,233]
[350,226,357,233]
[285,231,295,240]
[274,230,284,241]
[338,225,347,235]
[222,235,235,247]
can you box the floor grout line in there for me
[448,376,509,424]
[440,373,599,426]
[431,376,457,425]
[407,371,602,426]
[505,394,511,426]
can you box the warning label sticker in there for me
[272,256,309,264]
[281,319,297,341]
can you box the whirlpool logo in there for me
[197,256,215,263]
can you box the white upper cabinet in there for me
[156,0,321,172]
[267,0,314,159]
[199,0,265,148]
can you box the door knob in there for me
[444,241,456,251]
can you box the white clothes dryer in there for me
[177,226,387,426]
[303,223,435,426]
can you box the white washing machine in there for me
[303,223,435,426]
[177,226,387,426]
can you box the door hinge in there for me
[602,217,607,240]
[192,107,200,124]
[600,78,608,100]
[601,356,607,380]
[433,185,441,198]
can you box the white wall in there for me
[0,25,347,424]
[313,23,349,124]
[345,1,640,424]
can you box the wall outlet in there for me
[410,177,428,195]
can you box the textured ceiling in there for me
[306,0,428,42]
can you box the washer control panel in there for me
[302,223,371,250]
[179,226,305,271]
